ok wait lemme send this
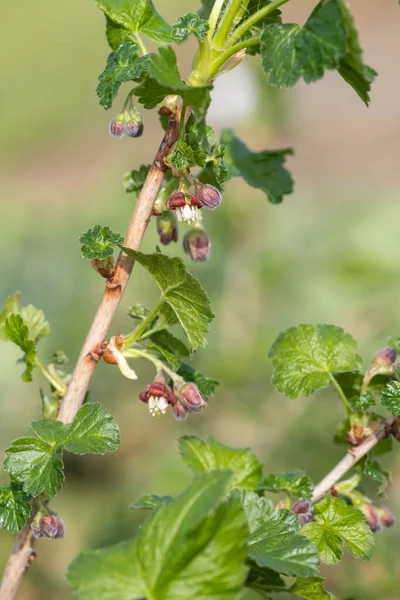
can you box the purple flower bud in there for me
[125,115,144,138]
[39,514,65,539]
[376,505,396,528]
[372,347,397,369]
[291,500,314,525]
[183,228,211,262]
[157,212,178,245]
[360,503,382,533]
[109,117,125,139]
[175,381,207,412]
[196,184,222,210]
[172,403,189,421]
[31,522,45,539]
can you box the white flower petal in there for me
[109,338,137,380]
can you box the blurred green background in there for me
[1,0,400,598]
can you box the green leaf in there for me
[176,363,219,400]
[4,314,36,382]
[221,129,293,204]
[178,121,228,186]
[260,0,346,87]
[234,489,319,577]
[20,305,50,343]
[96,43,150,110]
[289,576,330,600]
[64,403,120,455]
[134,46,211,122]
[245,561,286,595]
[381,381,400,416]
[147,330,189,371]
[4,437,64,498]
[122,250,214,352]
[259,471,313,499]
[127,302,151,320]
[269,324,363,399]
[94,0,172,46]
[68,471,248,600]
[0,484,31,533]
[123,164,150,195]
[358,455,391,497]
[172,13,209,44]
[79,225,124,260]
[0,292,20,341]
[179,436,262,491]
[348,392,375,414]
[302,494,374,565]
[130,494,173,510]
[337,0,377,105]
[235,0,283,56]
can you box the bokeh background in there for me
[1,0,400,598]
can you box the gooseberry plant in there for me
[0,0,399,599]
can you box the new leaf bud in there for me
[183,227,211,262]
[90,256,116,279]
[109,116,125,139]
[175,381,207,412]
[196,184,222,210]
[157,211,178,245]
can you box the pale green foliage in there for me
[260,471,314,499]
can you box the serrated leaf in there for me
[64,403,120,454]
[20,305,50,343]
[269,324,363,399]
[123,164,150,195]
[348,392,375,414]
[96,43,150,110]
[68,471,248,600]
[221,129,293,204]
[289,576,330,600]
[260,0,346,87]
[235,0,283,56]
[94,0,172,47]
[79,225,125,260]
[302,494,374,564]
[245,560,286,595]
[381,381,400,416]
[234,489,319,577]
[176,363,219,400]
[337,0,377,105]
[259,471,313,499]
[122,250,214,352]
[147,330,189,371]
[127,302,150,320]
[4,314,36,382]
[172,13,209,44]
[179,436,262,491]
[134,46,211,122]
[130,494,173,510]
[358,455,391,497]
[0,292,20,341]
[0,484,31,533]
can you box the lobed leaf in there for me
[0,292,20,340]
[4,314,36,382]
[381,380,400,416]
[172,13,209,44]
[269,324,363,399]
[64,403,120,455]
[79,225,124,260]
[176,363,219,400]
[259,471,314,499]
[123,164,150,195]
[0,484,32,533]
[179,436,263,491]
[20,305,50,343]
[289,576,331,600]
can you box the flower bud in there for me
[360,503,382,533]
[372,347,397,369]
[196,184,222,210]
[376,505,396,528]
[175,381,207,412]
[172,403,189,421]
[109,116,125,139]
[157,211,178,245]
[183,227,211,262]
[291,499,314,526]
[40,514,65,539]
[90,256,116,279]
[125,113,144,138]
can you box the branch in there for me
[311,417,396,503]
[0,109,185,600]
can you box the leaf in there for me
[68,471,249,600]
[176,363,219,400]
[96,43,151,110]
[178,121,228,186]
[358,455,391,497]
[234,489,319,577]
[93,0,172,46]
[289,576,331,600]
[123,164,150,195]
[127,302,151,320]
[221,129,293,204]
[130,494,173,510]
[259,471,313,499]
[172,13,209,44]
[260,0,346,87]
[337,0,377,105]
[79,225,125,260]
[4,314,36,382]
[245,561,286,595]
[269,324,363,399]
[235,0,283,56]
[4,437,64,498]
[134,46,212,122]
[64,403,120,455]
[0,484,31,533]
[348,392,375,414]
[20,305,50,343]
[302,494,374,565]
[122,250,214,352]
[0,292,20,341]
[381,381,400,416]
[179,436,262,491]
[147,330,189,371]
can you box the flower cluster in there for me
[139,372,207,420]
